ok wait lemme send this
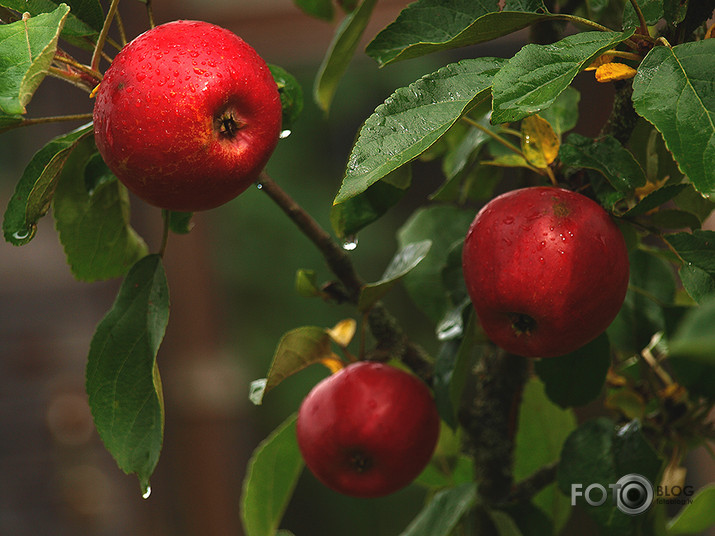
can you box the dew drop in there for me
[342,236,358,251]
[279,129,292,139]
[142,486,152,499]
[136,72,146,82]
[12,228,31,240]
[255,182,263,190]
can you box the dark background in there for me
[1,1,713,535]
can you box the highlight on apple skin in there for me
[93,20,283,212]
[462,186,630,358]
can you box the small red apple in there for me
[462,186,629,358]
[296,361,440,498]
[93,20,282,211]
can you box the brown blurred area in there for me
[1,1,713,535]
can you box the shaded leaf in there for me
[622,0,663,28]
[491,30,634,124]
[53,136,148,281]
[0,5,70,114]
[241,415,304,536]
[624,184,688,218]
[539,86,580,137]
[86,254,168,495]
[513,377,575,533]
[314,0,377,112]
[0,0,104,37]
[669,294,715,362]
[0,111,23,131]
[251,326,334,405]
[330,165,410,239]
[667,484,715,535]
[335,57,506,204]
[632,40,715,196]
[560,133,646,193]
[167,211,194,234]
[358,240,432,312]
[269,64,304,132]
[3,123,93,245]
[398,482,478,536]
[665,230,715,278]
[397,205,475,323]
[366,0,555,67]
[293,0,334,21]
[534,333,611,408]
[678,264,715,304]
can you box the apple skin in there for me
[93,20,282,211]
[296,361,440,498]
[462,186,629,358]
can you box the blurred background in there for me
[1,1,713,535]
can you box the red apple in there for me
[296,361,440,498]
[462,186,629,358]
[93,20,282,212]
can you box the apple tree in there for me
[1,0,714,535]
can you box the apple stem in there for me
[159,209,170,258]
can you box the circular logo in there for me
[615,474,653,515]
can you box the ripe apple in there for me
[93,20,282,211]
[462,186,629,358]
[296,361,440,498]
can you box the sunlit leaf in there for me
[0,4,70,114]
[521,114,559,168]
[594,62,637,82]
[335,57,506,204]
[491,30,634,124]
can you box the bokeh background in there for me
[1,1,713,535]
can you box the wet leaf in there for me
[521,114,559,168]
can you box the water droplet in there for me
[279,129,292,139]
[537,240,546,250]
[342,236,358,251]
[12,228,31,241]
[539,257,545,264]
[502,237,512,246]
[503,216,515,225]
[255,182,263,190]
[142,486,152,499]
[136,72,146,82]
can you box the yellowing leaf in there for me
[326,318,357,347]
[634,175,668,200]
[705,23,714,39]
[319,356,346,374]
[521,114,560,168]
[595,62,637,82]
[584,54,614,71]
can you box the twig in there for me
[628,0,649,36]
[91,0,121,72]
[506,461,559,504]
[3,113,93,132]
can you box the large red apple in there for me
[296,361,440,498]
[93,20,282,211]
[462,186,629,358]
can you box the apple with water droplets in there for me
[462,186,629,358]
[296,361,440,498]
[93,20,282,211]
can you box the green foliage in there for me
[1,0,714,534]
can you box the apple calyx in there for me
[215,110,245,139]
[510,313,536,335]
[350,451,372,473]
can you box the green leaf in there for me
[330,165,411,239]
[335,57,506,204]
[295,269,321,298]
[52,136,149,281]
[397,205,475,323]
[632,40,715,197]
[3,123,93,245]
[269,64,304,132]
[250,326,334,405]
[608,249,676,355]
[86,254,168,495]
[624,184,688,218]
[488,510,524,536]
[665,230,715,278]
[560,133,646,193]
[365,0,555,67]
[0,4,70,114]
[558,418,663,535]
[491,30,634,124]
[539,86,580,138]
[0,111,23,131]
[513,377,576,533]
[505,0,548,11]
[0,0,104,37]
[534,333,611,408]
[293,0,334,21]
[167,211,194,235]
[241,415,304,536]
[358,240,432,312]
[667,484,715,535]
[678,264,715,304]
[622,0,663,28]
[398,482,478,536]
[314,0,377,113]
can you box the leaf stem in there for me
[603,49,643,62]
[115,10,128,46]
[6,113,93,132]
[628,0,649,36]
[91,0,121,72]
[146,0,156,29]
[159,210,170,257]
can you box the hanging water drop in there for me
[12,228,31,241]
[142,486,152,499]
[342,236,358,251]
[255,182,263,190]
[279,129,292,139]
